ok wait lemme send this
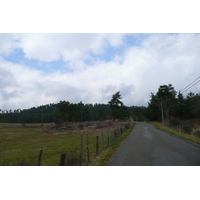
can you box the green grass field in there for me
[0,123,78,165]
[0,122,132,166]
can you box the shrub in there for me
[64,148,80,166]
[193,130,200,138]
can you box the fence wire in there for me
[0,122,132,165]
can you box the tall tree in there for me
[147,84,177,123]
[192,93,200,119]
[108,91,129,120]
[146,92,160,121]
[57,101,70,122]
[175,91,186,119]
[157,84,177,122]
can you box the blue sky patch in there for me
[1,48,74,73]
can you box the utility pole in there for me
[80,101,83,123]
[161,101,165,125]
[41,107,44,126]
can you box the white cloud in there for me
[12,33,126,63]
[99,83,135,104]
[0,34,18,55]
[0,66,18,89]
[121,33,200,101]
[0,33,200,110]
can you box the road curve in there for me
[108,122,200,166]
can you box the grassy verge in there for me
[88,123,134,166]
[150,121,200,145]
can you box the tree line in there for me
[144,84,200,122]
[0,93,146,123]
[0,104,58,123]
[1,85,198,125]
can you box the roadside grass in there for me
[88,123,134,166]
[150,121,200,145]
[0,122,131,166]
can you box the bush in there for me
[78,124,84,130]
[64,148,80,166]
[182,124,193,134]
[168,117,182,127]
[182,120,198,135]
[167,117,199,135]
[193,130,200,138]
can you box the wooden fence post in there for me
[80,133,84,166]
[106,131,108,148]
[59,152,66,166]
[102,132,104,151]
[108,131,110,146]
[96,136,99,155]
[86,133,89,147]
[106,130,109,148]
[86,147,90,162]
[114,130,117,140]
[120,127,123,135]
[37,146,43,166]
[86,133,90,162]
[112,131,115,142]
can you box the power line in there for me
[182,79,200,94]
[182,77,200,93]
[181,76,200,94]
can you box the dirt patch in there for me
[41,120,128,134]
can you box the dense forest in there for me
[0,99,146,123]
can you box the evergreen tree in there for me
[147,84,177,122]
[108,91,129,120]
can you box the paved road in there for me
[108,122,200,166]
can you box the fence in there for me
[78,122,131,166]
[0,122,132,166]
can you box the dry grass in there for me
[41,120,127,134]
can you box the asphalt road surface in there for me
[108,122,200,166]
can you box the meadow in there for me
[0,121,132,166]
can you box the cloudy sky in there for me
[0,33,200,110]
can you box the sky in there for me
[0,33,200,110]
